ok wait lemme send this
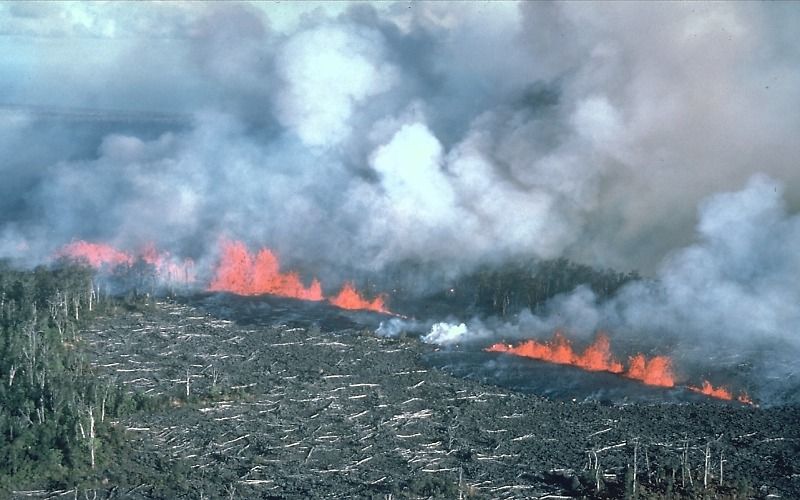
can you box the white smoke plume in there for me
[422,322,469,345]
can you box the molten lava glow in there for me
[140,244,196,284]
[625,354,675,388]
[207,240,391,313]
[329,282,387,313]
[487,333,754,402]
[57,240,195,284]
[208,240,323,301]
[486,334,678,388]
[58,241,133,268]
[688,380,753,404]
[486,332,624,373]
[59,239,390,312]
[688,380,732,400]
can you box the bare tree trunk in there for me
[593,450,601,492]
[36,368,46,424]
[633,438,639,497]
[681,440,687,488]
[88,406,96,469]
[101,384,109,423]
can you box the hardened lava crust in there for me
[67,296,799,499]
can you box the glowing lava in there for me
[625,354,675,387]
[57,240,195,284]
[486,332,624,373]
[58,241,134,268]
[57,239,390,313]
[207,240,390,313]
[140,243,196,284]
[487,333,676,388]
[329,282,388,313]
[487,333,754,402]
[208,240,323,301]
[688,380,753,404]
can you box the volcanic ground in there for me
[28,294,800,499]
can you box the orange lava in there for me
[57,240,195,284]
[486,333,676,388]
[625,354,675,388]
[207,240,391,313]
[688,380,753,405]
[140,243,196,284]
[329,282,388,314]
[58,238,391,313]
[58,241,133,268]
[486,333,755,402]
[207,240,323,301]
[486,332,624,373]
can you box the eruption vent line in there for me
[486,333,752,403]
[207,240,389,313]
[57,240,195,284]
[57,239,390,314]
[687,380,752,404]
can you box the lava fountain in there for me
[207,240,323,301]
[486,332,624,374]
[57,241,134,268]
[688,380,752,404]
[329,282,388,313]
[58,240,195,284]
[57,239,392,314]
[206,240,391,314]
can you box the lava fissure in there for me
[207,240,390,313]
[328,281,388,313]
[486,332,624,374]
[57,241,134,268]
[486,332,752,403]
[207,240,324,301]
[688,380,752,404]
[58,240,195,284]
[58,239,391,314]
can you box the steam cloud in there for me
[1,2,799,283]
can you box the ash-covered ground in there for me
[50,295,800,499]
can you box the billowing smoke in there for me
[1,2,799,285]
[413,175,800,403]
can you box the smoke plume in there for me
[414,175,800,404]
[0,2,799,285]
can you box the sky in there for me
[1,1,799,282]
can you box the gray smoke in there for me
[0,2,799,285]
[414,175,800,403]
